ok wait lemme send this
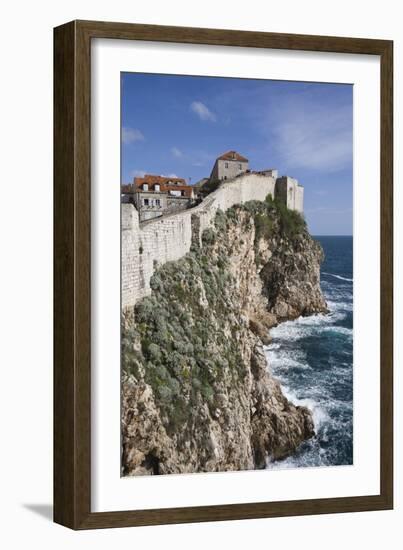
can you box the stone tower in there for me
[275,176,304,214]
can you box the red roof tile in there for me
[217,151,248,162]
[133,174,187,186]
[124,175,194,198]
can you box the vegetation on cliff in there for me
[122,198,327,475]
[123,215,246,435]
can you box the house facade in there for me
[209,150,249,182]
[121,174,196,222]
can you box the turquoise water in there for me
[266,236,353,468]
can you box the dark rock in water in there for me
[121,200,327,475]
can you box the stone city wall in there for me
[122,172,276,309]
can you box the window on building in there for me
[155,184,160,192]
[143,183,148,191]
[156,199,161,207]
[225,162,228,168]
[143,198,149,206]
[239,163,242,169]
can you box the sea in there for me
[265,236,353,469]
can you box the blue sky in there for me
[121,73,353,235]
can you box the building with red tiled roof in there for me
[209,151,249,182]
[120,150,304,222]
[121,174,196,221]
[134,174,186,187]
[133,174,194,198]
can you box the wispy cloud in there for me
[171,147,183,158]
[269,97,352,173]
[122,127,145,144]
[190,101,216,122]
[190,150,215,167]
[161,173,179,178]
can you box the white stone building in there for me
[209,151,304,214]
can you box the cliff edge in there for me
[121,197,328,475]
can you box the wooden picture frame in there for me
[54,20,393,529]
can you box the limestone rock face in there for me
[259,233,328,322]
[121,201,326,476]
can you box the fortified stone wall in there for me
[295,184,304,213]
[121,205,141,308]
[122,172,276,309]
[275,176,304,214]
[166,196,194,214]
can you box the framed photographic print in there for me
[54,20,393,529]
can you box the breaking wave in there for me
[322,271,353,282]
[266,236,353,470]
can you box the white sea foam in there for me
[267,311,347,342]
[263,260,354,470]
[322,271,353,282]
[266,343,281,351]
[322,326,353,338]
[266,450,328,470]
[281,385,329,429]
[266,352,311,372]
[326,299,353,313]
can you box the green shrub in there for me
[158,385,173,402]
[202,228,216,245]
[254,212,273,241]
[201,383,214,403]
[214,209,227,231]
[148,343,162,362]
[198,178,221,197]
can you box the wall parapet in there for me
[122,172,276,309]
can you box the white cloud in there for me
[161,173,179,178]
[191,151,215,167]
[171,147,183,158]
[190,101,216,122]
[122,127,145,144]
[271,101,352,173]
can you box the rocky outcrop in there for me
[259,229,328,323]
[121,198,327,475]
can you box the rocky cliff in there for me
[121,197,328,475]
